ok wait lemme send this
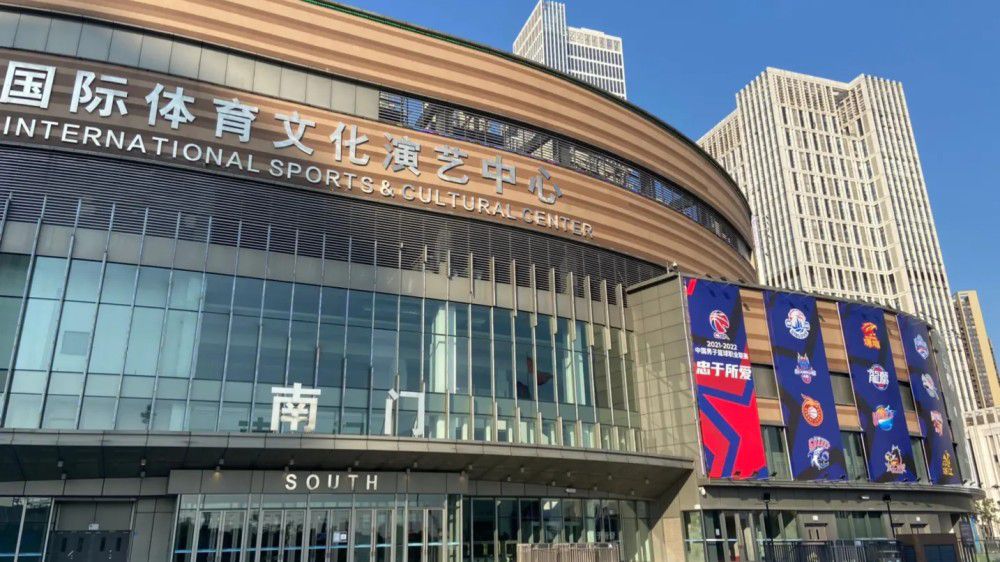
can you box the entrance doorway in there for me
[46,531,130,562]
[804,523,829,542]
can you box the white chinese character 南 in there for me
[274,111,316,155]
[434,145,469,184]
[383,133,421,176]
[330,122,369,165]
[0,61,56,108]
[482,155,516,194]
[528,167,563,204]
[145,83,195,129]
[70,70,128,117]
[270,383,321,432]
[213,97,258,142]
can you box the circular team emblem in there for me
[867,364,889,390]
[807,436,831,470]
[794,353,817,384]
[801,395,823,427]
[914,335,930,360]
[785,308,811,340]
[921,373,938,399]
[709,310,730,340]
[873,405,895,431]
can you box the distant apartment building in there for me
[955,290,1000,409]
[513,0,627,99]
[700,67,976,413]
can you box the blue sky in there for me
[341,0,1000,340]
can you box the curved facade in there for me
[0,3,979,562]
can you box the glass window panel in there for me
[226,314,259,382]
[204,273,233,314]
[116,397,151,430]
[0,253,30,296]
[29,256,66,298]
[831,372,854,405]
[198,47,228,82]
[0,297,21,368]
[288,320,317,385]
[19,499,50,558]
[152,399,186,431]
[321,286,347,324]
[12,13,49,50]
[258,318,289,384]
[170,270,203,311]
[451,336,469,394]
[168,41,201,79]
[65,260,101,302]
[535,342,555,404]
[14,299,60,370]
[225,54,255,90]
[135,266,169,307]
[158,310,198,378]
[189,400,219,431]
[88,304,130,374]
[899,382,916,411]
[372,329,396,390]
[44,18,81,55]
[345,326,371,388]
[293,284,320,321]
[136,34,172,71]
[42,394,79,429]
[556,347,574,405]
[424,299,447,334]
[76,22,112,59]
[373,293,397,330]
[305,73,332,108]
[124,307,163,376]
[218,402,250,432]
[253,61,281,96]
[318,322,345,389]
[0,12,18,48]
[263,281,292,319]
[108,28,142,66]
[451,303,469,337]
[280,67,307,102]
[348,291,373,327]
[78,396,115,430]
[425,332,448,394]
[472,335,491,397]
[398,330,421,392]
[195,312,229,380]
[397,296,421,332]
[5,393,42,428]
[752,365,778,399]
[515,314,534,400]
[100,262,136,304]
[233,276,263,316]
[52,301,95,372]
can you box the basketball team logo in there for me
[862,322,881,350]
[942,452,955,477]
[709,310,730,340]
[930,410,944,435]
[867,364,889,390]
[884,445,907,475]
[872,405,895,431]
[785,308,811,340]
[807,436,831,470]
[801,395,824,427]
[914,334,930,360]
[921,373,938,399]
[794,354,817,384]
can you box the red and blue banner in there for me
[838,302,917,482]
[684,277,767,479]
[897,315,961,484]
[764,291,847,481]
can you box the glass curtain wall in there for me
[0,253,638,451]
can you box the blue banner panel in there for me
[838,302,917,482]
[684,278,767,480]
[897,315,961,484]
[764,291,847,481]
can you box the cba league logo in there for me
[872,405,895,431]
[709,310,730,340]
[884,445,907,475]
[807,436,831,470]
[795,354,817,384]
[862,322,881,350]
[867,364,889,390]
[785,308,811,340]
[801,395,824,427]
[922,373,938,399]
[914,334,930,360]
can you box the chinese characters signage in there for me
[763,291,846,481]
[683,277,767,480]
[0,56,594,239]
[838,303,917,483]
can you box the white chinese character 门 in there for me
[70,70,128,117]
[274,111,316,155]
[0,61,56,108]
[434,145,469,184]
[383,133,421,176]
[330,122,369,165]
[213,97,258,142]
[384,389,426,437]
[270,383,321,432]
[145,83,195,129]
[482,155,516,194]
[529,167,563,204]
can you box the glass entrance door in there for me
[404,509,443,562]
[351,509,393,562]
[307,509,351,562]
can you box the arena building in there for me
[0,2,981,561]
